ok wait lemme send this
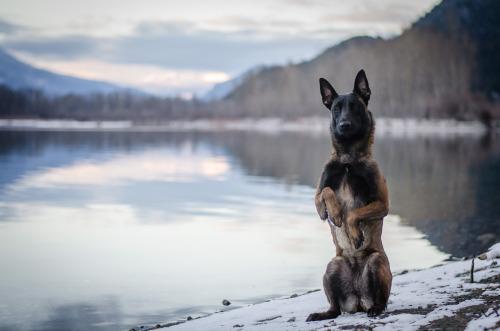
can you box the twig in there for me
[470,257,475,283]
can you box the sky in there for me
[0,0,439,96]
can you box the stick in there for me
[470,257,475,283]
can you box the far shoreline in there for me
[0,117,496,137]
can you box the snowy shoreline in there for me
[132,244,500,331]
[0,117,496,137]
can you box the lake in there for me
[0,129,498,330]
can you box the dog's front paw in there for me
[333,216,343,227]
[316,201,328,220]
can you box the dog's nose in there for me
[339,121,352,131]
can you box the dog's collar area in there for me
[338,154,353,164]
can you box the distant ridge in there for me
[201,66,265,102]
[0,48,141,96]
[223,0,500,119]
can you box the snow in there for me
[0,117,495,137]
[478,243,500,261]
[0,119,132,130]
[143,244,500,331]
[465,308,500,331]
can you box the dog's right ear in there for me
[319,78,338,110]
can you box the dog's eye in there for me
[333,106,340,115]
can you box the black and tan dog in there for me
[307,70,392,321]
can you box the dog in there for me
[306,70,392,321]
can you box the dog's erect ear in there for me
[353,69,371,105]
[319,78,338,110]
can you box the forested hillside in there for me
[224,0,500,120]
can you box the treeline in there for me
[0,84,220,121]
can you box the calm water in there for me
[0,130,498,330]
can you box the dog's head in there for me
[319,70,373,144]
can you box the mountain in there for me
[0,48,136,96]
[222,0,500,120]
[201,66,264,101]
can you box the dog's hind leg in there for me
[359,252,392,317]
[306,256,356,321]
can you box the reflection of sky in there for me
[0,139,448,330]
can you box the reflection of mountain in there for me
[0,131,498,257]
[225,0,500,119]
[212,132,500,257]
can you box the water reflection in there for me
[215,131,500,256]
[0,130,498,330]
[32,299,123,331]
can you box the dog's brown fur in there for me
[307,70,392,321]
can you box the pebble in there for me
[287,317,296,322]
[222,299,231,306]
[290,294,298,298]
[187,316,193,320]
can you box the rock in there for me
[287,317,296,322]
[233,324,244,328]
[290,294,298,298]
[257,315,281,322]
[400,270,408,274]
[187,316,193,320]
[154,324,161,329]
[222,299,231,306]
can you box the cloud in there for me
[5,35,99,59]
[2,20,336,74]
[108,24,333,72]
[11,53,230,95]
[0,19,24,35]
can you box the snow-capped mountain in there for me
[0,48,135,95]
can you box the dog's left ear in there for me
[353,69,371,106]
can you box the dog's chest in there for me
[337,176,356,209]
[324,161,377,207]
[335,167,365,212]
[333,169,370,253]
